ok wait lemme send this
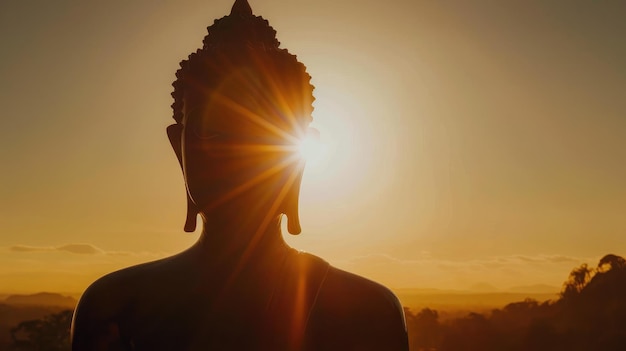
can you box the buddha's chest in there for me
[111,252,330,350]
[115,292,292,350]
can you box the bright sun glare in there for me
[297,128,325,165]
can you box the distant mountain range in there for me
[394,286,560,313]
[468,283,561,294]
[0,293,77,349]
[507,283,560,294]
[394,283,560,295]
[2,292,77,308]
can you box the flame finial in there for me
[231,0,253,16]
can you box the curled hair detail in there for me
[171,3,315,132]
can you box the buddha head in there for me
[167,0,315,235]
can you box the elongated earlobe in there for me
[284,167,304,235]
[286,212,301,235]
[184,194,198,232]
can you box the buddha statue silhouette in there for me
[71,1,408,350]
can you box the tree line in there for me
[405,254,626,351]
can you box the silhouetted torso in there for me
[72,244,408,350]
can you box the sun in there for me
[297,127,325,165]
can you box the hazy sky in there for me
[1,0,624,294]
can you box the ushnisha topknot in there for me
[203,0,279,52]
[171,0,314,133]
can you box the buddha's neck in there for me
[194,214,290,266]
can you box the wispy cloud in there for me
[56,244,104,255]
[9,243,134,256]
[501,254,581,264]
[10,245,56,253]
[343,253,588,269]
[334,253,594,290]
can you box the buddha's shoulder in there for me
[319,265,404,316]
[306,263,409,349]
[75,253,186,314]
[287,251,402,314]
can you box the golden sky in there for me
[1,0,625,294]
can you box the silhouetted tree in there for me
[566,254,626,350]
[440,312,495,351]
[405,308,441,351]
[523,318,559,351]
[403,254,626,351]
[597,253,626,272]
[561,263,593,299]
[10,310,72,351]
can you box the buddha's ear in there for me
[167,124,184,167]
[284,164,305,235]
[167,124,198,232]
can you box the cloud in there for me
[334,253,593,290]
[345,253,405,265]
[497,254,581,264]
[9,245,53,253]
[9,243,132,256]
[56,244,104,255]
